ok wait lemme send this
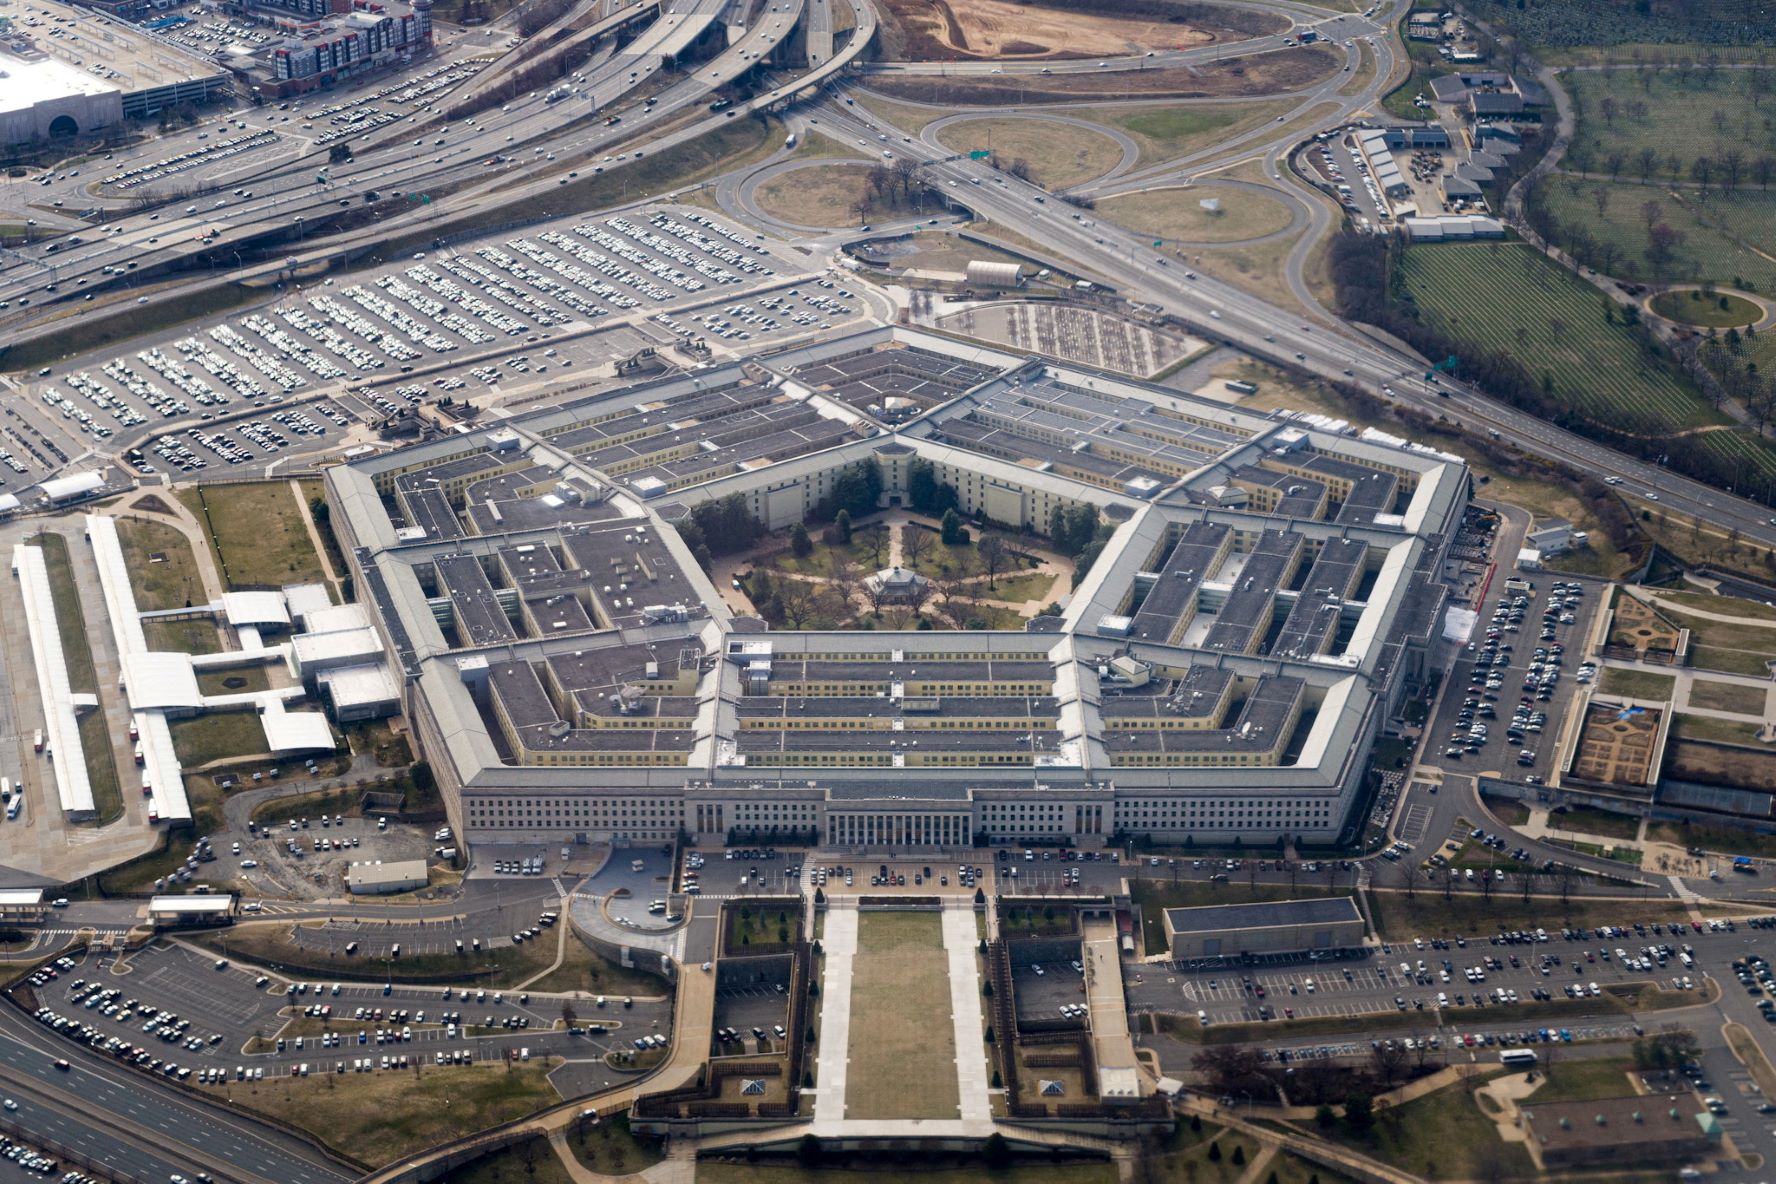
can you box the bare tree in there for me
[1370,1040,1409,1089]
[861,524,889,569]
[977,534,1009,589]
[901,523,931,571]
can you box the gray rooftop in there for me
[1163,896,1363,933]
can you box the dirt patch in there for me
[875,0,1280,62]
[1571,701,1661,787]
[864,47,1339,104]
[1666,738,1776,790]
[130,494,175,515]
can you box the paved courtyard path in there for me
[812,901,858,1126]
[941,900,992,1123]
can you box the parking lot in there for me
[1010,958,1090,1025]
[17,939,669,1087]
[1130,915,1761,1028]
[1428,567,1604,785]
[712,981,791,1057]
[11,204,866,494]
[230,812,437,900]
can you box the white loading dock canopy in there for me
[220,591,292,629]
[39,471,106,503]
[86,515,192,822]
[120,653,204,711]
[147,895,236,926]
[258,700,336,755]
[10,543,95,817]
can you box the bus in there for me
[1499,1050,1539,1067]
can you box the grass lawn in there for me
[1131,880,1353,953]
[1073,101,1295,167]
[449,1136,573,1184]
[169,711,268,767]
[197,666,271,697]
[974,570,1057,605]
[1646,819,1776,860]
[76,710,124,826]
[931,117,1123,190]
[1562,68,1776,183]
[753,164,940,230]
[143,617,223,655]
[1528,1056,1636,1104]
[1367,890,1701,942]
[1098,185,1294,244]
[1397,242,1725,437]
[296,478,347,583]
[115,516,208,612]
[1651,289,1762,328]
[1669,712,1766,745]
[1547,804,1643,841]
[344,718,414,767]
[1482,795,1532,827]
[727,903,800,952]
[1537,176,1776,297]
[563,1113,665,1177]
[1328,1071,1535,1180]
[178,483,326,590]
[1687,678,1768,715]
[846,912,959,1121]
[699,1166,1117,1184]
[33,533,94,694]
[1658,591,1776,622]
[204,1060,560,1168]
[1142,1124,1259,1184]
[1167,208,1309,314]
[1596,667,1675,700]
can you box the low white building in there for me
[345,859,428,895]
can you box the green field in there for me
[1072,101,1295,167]
[1537,175,1776,293]
[1563,67,1776,175]
[115,517,209,612]
[846,912,959,1121]
[1596,667,1675,699]
[1652,289,1763,328]
[1398,241,1722,434]
[178,483,326,590]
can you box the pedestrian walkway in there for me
[940,900,991,1124]
[812,902,858,1125]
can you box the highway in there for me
[800,80,1776,553]
[0,987,353,1184]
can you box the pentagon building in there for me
[327,326,1466,851]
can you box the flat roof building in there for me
[326,326,1467,857]
[1522,1095,1716,1171]
[345,859,428,894]
[147,894,237,927]
[1161,897,1365,960]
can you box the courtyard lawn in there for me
[178,482,327,590]
[846,912,959,1121]
[1686,678,1769,715]
[1596,667,1675,700]
[115,516,208,612]
[205,1060,561,1168]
